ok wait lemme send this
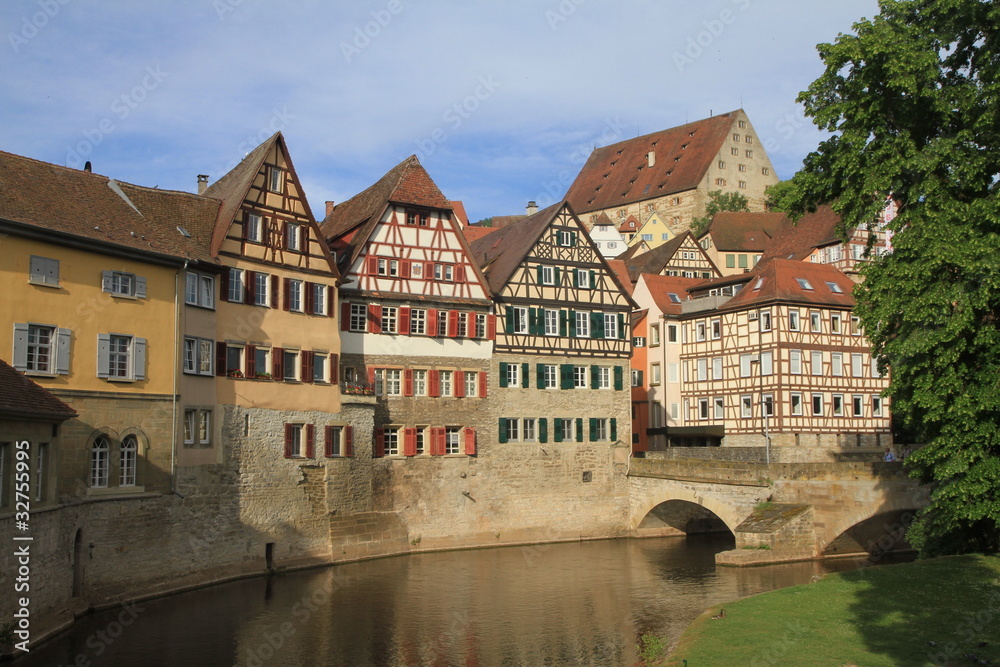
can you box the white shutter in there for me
[133,337,147,381]
[56,328,71,375]
[101,271,113,293]
[135,276,147,299]
[12,323,29,371]
[96,333,111,378]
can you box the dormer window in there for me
[796,278,814,290]
[826,281,844,294]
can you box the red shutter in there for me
[428,369,440,397]
[324,426,334,457]
[455,265,466,283]
[345,425,354,457]
[399,307,411,335]
[403,369,413,396]
[434,428,446,456]
[455,371,465,398]
[478,371,487,398]
[427,309,438,336]
[425,262,434,280]
[270,275,279,309]
[341,302,351,331]
[216,342,227,376]
[283,278,291,311]
[464,427,476,456]
[245,271,256,305]
[447,310,458,338]
[306,424,315,458]
[403,427,417,456]
[367,366,376,389]
[374,429,385,458]
[245,344,255,378]
[367,256,378,275]
[305,282,315,314]
[220,270,230,302]
[330,354,340,384]
[283,423,293,458]
[487,314,496,340]
[302,351,313,383]
[272,347,284,380]
[400,260,411,279]
[368,305,383,334]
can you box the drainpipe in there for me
[171,260,189,495]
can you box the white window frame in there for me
[575,311,590,338]
[513,307,529,334]
[573,366,587,389]
[790,350,802,375]
[789,310,800,331]
[350,304,367,332]
[288,280,303,312]
[604,313,619,340]
[246,213,262,243]
[413,369,427,396]
[790,392,803,416]
[544,309,559,336]
[741,395,753,418]
[544,365,558,389]
[255,272,270,307]
[410,309,426,335]
[811,351,824,376]
[183,337,214,376]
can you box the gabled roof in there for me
[488,214,527,229]
[593,211,615,228]
[724,259,855,309]
[615,243,646,263]
[0,151,218,264]
[758,205,843,263]
[702,211,785,251]
[449,200,470,227]
[320,155,452,269]
[605,259,633,295]
[623,233,688,281]
[0,359,77,421]
[619,215,640,232]
[565,111,740,214]
[469,202,564,293]
[637,274,707,315]
[461,225,498,244]
[203,134,276,255]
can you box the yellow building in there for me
[627,211,675,249]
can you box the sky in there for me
[1,0,881,223]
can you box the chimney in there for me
[197,174,209,195]
[647,150,655,168]
[84,161,92,173]
[526,200,538,215]
[325,201,335,218]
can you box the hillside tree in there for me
[690,190,750,236]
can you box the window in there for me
[760,351,773,376]
[224,344,244,377]
[713,397,724,420]
[832,352,844,377]
[746,135,753,144]
[826,281,844,294]
[286,223,301,252]
[738,120,746,129]
[544,309,559,336]
[853,395,864,417]
[254,347,270,379]
[268,167,283,193]
[740,354,752,378]
[382,307,398,334]
[543,364,558,389]
[29,256,60,286]
[741,395,753,418]
[831,313,842,334]
[98,334,145,381]
[696,322,706,342]
[698,398,709,420]
[102,270,145,299]
[718,160,726,169]
[760,310,772,332]
[575,311,590,338]
[791,392,803,416]
[22,324,54,374]
[254,272,270,307]
[738,164,747,172]
[90,437,110,488]
[812,393,824,416]
[523,419,536,442]
[667,324,678,343]
[738,254,748,269]
[413,369,427,396]
[600,313,618,339]
[464,371,478,397]
[541,265,555,285]
[183,337,214,376]
[439,370,453,397]
[733,133,741,142]
[696,358,708,382]
[414,427,426,455]
[731,147,739,156]
[711,319,722,340]
[712,357,723,380]
[312,284,327,315]
[762,167,770,176]
[811,351,824,376]
[288,280,303,312]
[595,367,611,389]
[852,316,862,336]
[445,427,461,454]
[313,353,328,383]
[762,394,774,417]
[592,418,610,441]
[574,366,587,389]
[475,313,487,338]
[851,353,863,378]
[557,230,575,246]
[790,350,802,375]
[512,307,528,334]
[385,369,402,395]
[796,278,814,291]
[576,269,591,289]
[411,309,426,335]
[184,409,213,447]
[119,435,137,487]
[872,358,883,378]
[873,395,884,417]
[789,310,800,331]
[283,350,299,381]
[506,418,520,442]
[350,304,367,332]
[185,272,215,308]
[630,369,643,387]
[650,363,661,385]
[810,311,822,332]
[246,213,262,242]
[456,313,468,338]
[228,268,244,302]
[434,263,455,282]
[505,363,521,388]
[650,324,661,346]
[437,314,448,337]
[832,394,845,417]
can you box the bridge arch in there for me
[632,487,746,535]
[819,503,923,556]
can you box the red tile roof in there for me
[462,225,498,243]
[469,202,564,293]
[0,359,77,421]
[605,259,633,294]
[702,211,785,251]
[637,274,707,315]
[758,205,842,262]
[564,111,740,214]
[0,151,219,264]
[725,259,855,309]
[450,200,470,226]
[623,233,688,281]
[487,214,528,229]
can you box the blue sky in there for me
[1,0,880,222]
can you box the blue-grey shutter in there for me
[101,271,113,293]
[538,418,548,443]
[135,276,147,299]
[12,323,29,371]
[96,333,111,378]
[56,328,71,375]
[133,337,147,380]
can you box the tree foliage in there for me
[783,0,1000,555]
[690,189,750,236]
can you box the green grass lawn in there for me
[665,555,1000,667]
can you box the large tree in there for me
[690,190,750,236]
[785,0,1000,555]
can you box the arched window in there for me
[120,436,137,487]
[90,437,109,488]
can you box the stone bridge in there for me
[627,448,929,565]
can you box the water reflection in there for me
[18,535,884,667]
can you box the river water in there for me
[18,535,876,667]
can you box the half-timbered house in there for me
[622,232,721,284]
[321,155,494,460]
[695,210,784,276]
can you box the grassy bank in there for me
[665,555,1000,666]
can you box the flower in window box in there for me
[226,369,244,378]
[254,372,272,380]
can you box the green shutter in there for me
[539,418,548,443]
[528,308,536,335]
[590,270,596,288]
[560,364,574,389]
[726,254,735,268]
[559,310,568,337]
[498,418,508,443]
[591,312,603,339]
[614,366,624,390]
[618,314,626,339]
[610,418,617,441]
[536,265,544,284]
[521,363,530,388]
[554,418,563,442]
[505,306,514,334]
[568,310,576,337]
[588,418,597,442]
[573,270,579,288]
[554,267,560,285]
[576,418,584,442]
[499,362,508,388]
[536,363,546,388]
[570,231,577,247]
[591,365,601,389]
